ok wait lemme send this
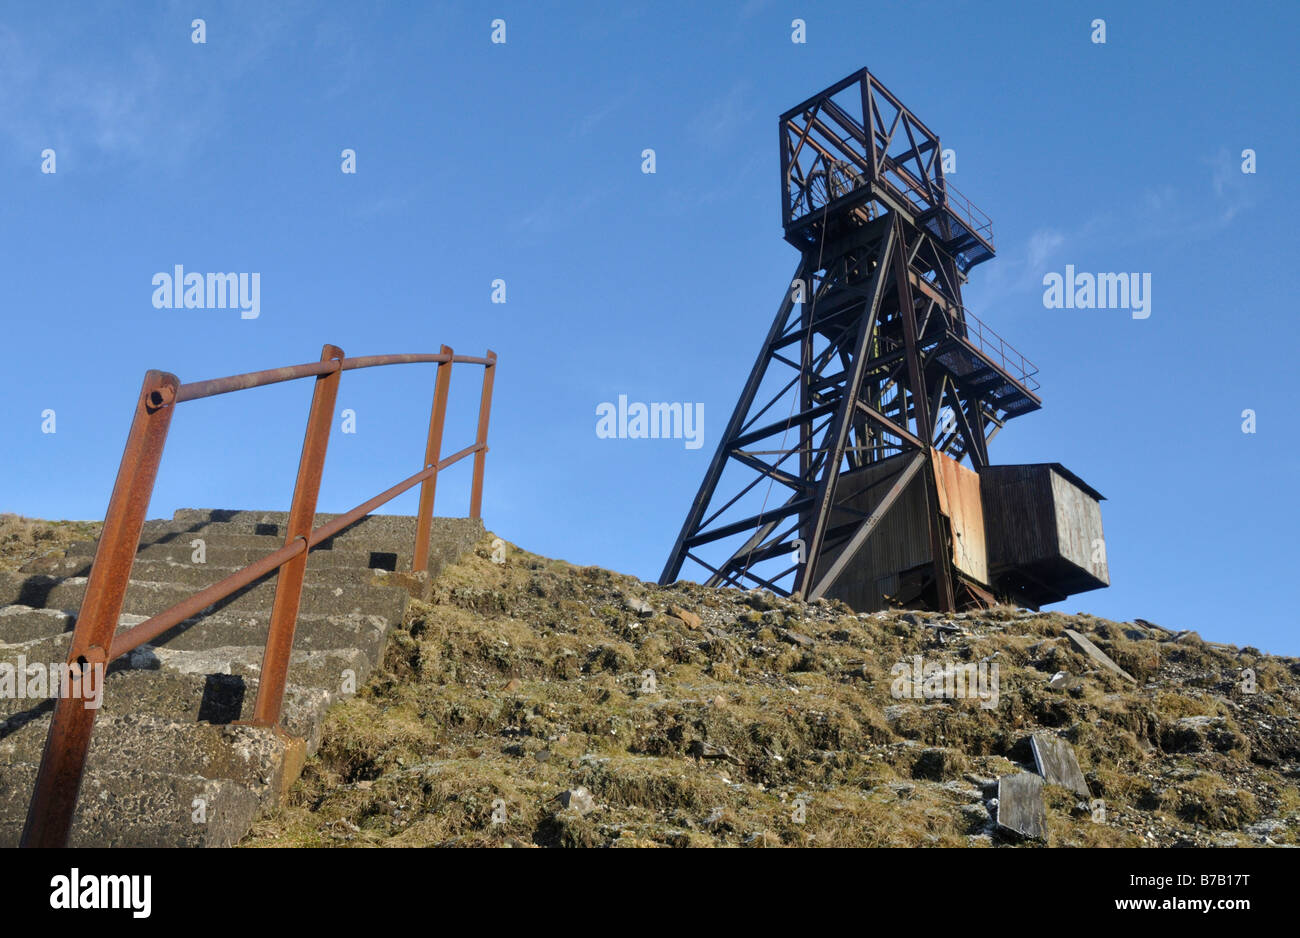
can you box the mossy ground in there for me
[0,514,101,573]
[240,535,1300,848]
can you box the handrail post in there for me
[412,345,453,573]
[21,370,179,848]
[248,344,343,727]
[468,350,497,520]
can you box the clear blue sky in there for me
[2,1,1297,653]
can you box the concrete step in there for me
[25,555,407,591]
[0,604,392,659]
[1,507,483,846]
[49,513,480,572]
[0,605,73,644]
[0,643,375,743]
[45,540,417,572]
[0,762,265,848]
[172,508,482,549]
[0,571,409,622]
[0,713,289,795]
[136,512,481,554]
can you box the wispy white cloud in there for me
[972,153,1254,311]
[1025,228,1065,270]
[511,184,613,236]
[571,81,647,139]
[687,81,755,153]
[0,5,308,169]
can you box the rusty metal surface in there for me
[21,370,180,848]
[342,352,493,370]
[469,351,497,520]
[175,360,340,403]
[413,346,453,574]
[930,448,988,586]
[250,345,343,727]
[112,443,486,659]
[21,343,498,847]
[176,352,493,402]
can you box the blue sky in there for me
[2,1,1297,653]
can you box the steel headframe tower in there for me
[659,68,1046,611]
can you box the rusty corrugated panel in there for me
[930,449,989,586]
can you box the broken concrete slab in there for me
[667,605,702,629]
[689,740,742,765]
[1133,618,1171,637]
[1063,628,1136,684]
[1030,732,1090,797]
[996,772,1047,842]
[780,628,815,648]
[926,622,962,645]
[555,787,596,816]
[1047,671,1082,692]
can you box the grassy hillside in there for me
[0,514,101,573]
[240,536,1300,848]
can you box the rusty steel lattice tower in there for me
[660,68,1108,612]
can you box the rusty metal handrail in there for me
[942,306,1039,392]
[20,343,498,848]
[891,175,994,249]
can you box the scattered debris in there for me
[996,773,1048,842]
[1063,628,1137,683]
[780,628,815,648]
[1048,670,1084,693]
[216,534,1300,850]
[667,604,702,629]
[624,595,654,617]
[1030,732,1090,797]
[690,740,743,765]
[555,787,596,816]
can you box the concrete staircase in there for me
[0,508,482,847]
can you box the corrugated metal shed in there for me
[822,453,933,610]
[819,457,1108,613]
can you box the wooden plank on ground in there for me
[1030,732,1090,797]
[996,772,1047,842]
